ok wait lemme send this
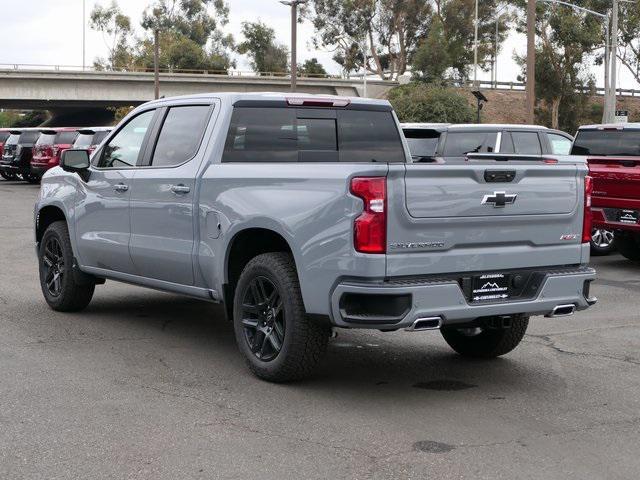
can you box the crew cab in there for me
[35,93,596,382]
[0,128,41,183]
[572,123,640,261]
[30,128,79,180]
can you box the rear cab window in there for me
[222,104,404,163]
[36,133,56,146]
[572,129,640,156]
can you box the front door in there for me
[129,103,214,285]
[75,109,157,274]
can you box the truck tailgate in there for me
[588,156,640,200]
[386,155,588,277]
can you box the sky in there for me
[0,0,637,90]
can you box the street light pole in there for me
[154,29,160,99]
[473,0,479,87]
[526,0,536,124]
[538,0,612,122]
[82,0,86,71]
[611,0,619,119]
[280,0,308,92]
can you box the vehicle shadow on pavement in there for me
[73,290,546,397]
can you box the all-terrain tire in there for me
[38,221,95,312]
[440,315,529,358]
[233,252,330,382]
[615,232,640,261]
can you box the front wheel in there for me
[233,252,329,382]
[440,315,529,358]
[615,232,640,261]
[38,221,95,311]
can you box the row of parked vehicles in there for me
[0,127,111,183]
[401,122,640,258]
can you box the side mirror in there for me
[61,149,90,173]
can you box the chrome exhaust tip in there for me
[546,304,576,318]
[405,316,443,331]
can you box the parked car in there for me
[0,128,41,183]
[400,123,613,254]
[0,128,14,180]
[30,128,79,180]
[572,123,640,261]
[72,127,112,154]
[401,123,574,162]
[35,93,596,382]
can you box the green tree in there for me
[89,1,133,70]
[615,2,640,85]
[515,1,601,129]
[237,22,289,74]
[298,58,328,77]
[411,17,451,83]
[387,83,475,123]
[305,0,432,80]
[11,111,49,127]
[137,0,235,72]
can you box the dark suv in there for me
[0,129,41,183]
[0,129,13,180]
[401,123,573,162]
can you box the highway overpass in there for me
[0,69,396,110]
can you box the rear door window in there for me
[150,105,211,167]
[510,131,542,154]
[547,133,572,155]
[443,131,497,156]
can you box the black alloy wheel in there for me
[240,275,285,362]
[42,237,65,297]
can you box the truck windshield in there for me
[572,129,640,156]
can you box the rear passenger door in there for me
[129,103,215,285]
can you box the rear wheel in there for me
[615,232,640,261]
[38,221,95,312]
[590,227,615,256]
[233,252,329,382]
[440,315,529,358]
[0,171,16,180]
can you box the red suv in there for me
[30,128,79,179]
[72,127,112,154]
[572,124,640,261]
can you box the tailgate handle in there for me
[484,170,516,183]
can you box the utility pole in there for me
[473,0,479,87]
[526,0,536,124]
[610,0,619,120]
[280,0,308,92]
[154,29,160,99]
[82,0,86,71]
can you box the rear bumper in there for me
[592,207,640,232]
[330,266,596,329]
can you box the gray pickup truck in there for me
[34,93,596,381]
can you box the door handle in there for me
[170,184,190,194]
[113,183,129,192]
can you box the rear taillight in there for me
[582,175,593,243]
[350,177,386,254]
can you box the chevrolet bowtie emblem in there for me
[482,191,517,207]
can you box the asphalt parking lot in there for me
[1,180,639,480]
